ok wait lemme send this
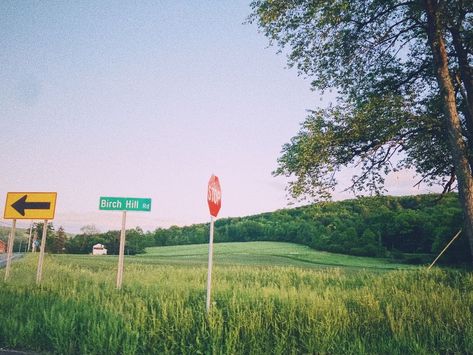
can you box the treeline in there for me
[0,224,68,254]
[147,193,469,264]
[66,228,147,255]
[0,225,147,256]
[19,193,469,265]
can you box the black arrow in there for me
[11,195,51,216]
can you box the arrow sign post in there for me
[99,196,152,289]
[3,192,57,283]
[206,175,221,313]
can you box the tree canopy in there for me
[249,0,473,260]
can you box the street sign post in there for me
[99,196,152,289]
[3,192,57,283]
[206,175,221,313]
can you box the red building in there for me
[0,240,6,254]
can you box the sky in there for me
[0,1,439,233]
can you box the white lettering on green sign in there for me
[99,197,152,212]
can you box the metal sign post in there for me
[206,175,221,313]
[206,216,215,312]
[4,219,17,281]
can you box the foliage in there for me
[248,0,473,261]
[66,228,146,255]
[0,226,11,239]
[51,226,67,254]
[248,0,473,197]
[31,222,56,253]
[145,193,470,265]
[63,194,468,265]
[0,254,472,354]
[80,224,100,235]
[0,226,29,253]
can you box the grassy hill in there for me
[147,193,469,265]
[138,242,413,270]
[50,242,413,273]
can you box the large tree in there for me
[249,0,473,260]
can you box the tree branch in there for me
[353,1,417,30]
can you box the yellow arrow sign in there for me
[4,192,57,220]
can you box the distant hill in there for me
[66,193,469,265]
[147,193,469,265]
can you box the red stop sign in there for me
[207,175,221,217]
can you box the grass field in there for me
[0,242,472,354]
[139,241,414,270]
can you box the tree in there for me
[32,222,55,251]
[52,226,67,253]
[249,0,473,261]
[80,224,100,235]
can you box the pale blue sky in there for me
[0,1,436,233]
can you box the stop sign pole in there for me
[206,174,221,313]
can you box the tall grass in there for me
[0,254,472,354]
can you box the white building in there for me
[92,243,107,255]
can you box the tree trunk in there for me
[424,0,473,262]
[450,27,473,124]
[450,27,473,162]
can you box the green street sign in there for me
[99,197,152,212]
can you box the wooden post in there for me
[36,220,48,284]
[4,219,17,281]
[428,229,462,270]
[206,216,215,313]
[32,230,38,253]
[116,211,127,289]
[27,222,33,252]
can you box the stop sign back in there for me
[207,175,221,217]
